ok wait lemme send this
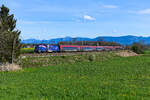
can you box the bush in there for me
[131,43,144,54]
[89,54,96,61]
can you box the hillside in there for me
[21,35,150,45]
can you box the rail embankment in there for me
[20,51,138,68]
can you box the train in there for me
[34,44,123,53]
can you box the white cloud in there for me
[103,5,118,9]
[138,9,150,14]
[83,15,96,21]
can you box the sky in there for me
[1,0,150,39]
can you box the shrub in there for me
[131,43,144,54]
[89,54,96,61]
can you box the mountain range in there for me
[21,35,150,45]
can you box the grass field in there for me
[144,50,150,54]
[1,53,150,100]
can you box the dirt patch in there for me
[0,63,22,72]
[116,50,138,57]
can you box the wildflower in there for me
[123,94,126,96]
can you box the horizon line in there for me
[21,35,150,40]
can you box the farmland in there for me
[21,48,34,54]
[1,52,150,100]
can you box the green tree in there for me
[0,5,21,63]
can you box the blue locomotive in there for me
[34,44,60,53]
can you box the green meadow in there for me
[1,52,150,100]
[144,50,150,55]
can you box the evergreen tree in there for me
[0,5,21,63]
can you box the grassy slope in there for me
[20,52,116,68]
[1,54,150,100]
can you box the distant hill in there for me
[21,35,150,45]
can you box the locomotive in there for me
[34,44,123,53]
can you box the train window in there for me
[62,47,78,51]
[96,47,103,51]
[81,47,94,51]
[82,47,93,49]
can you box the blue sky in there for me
[1,0,150,39]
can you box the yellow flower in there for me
[123,94,126,96]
